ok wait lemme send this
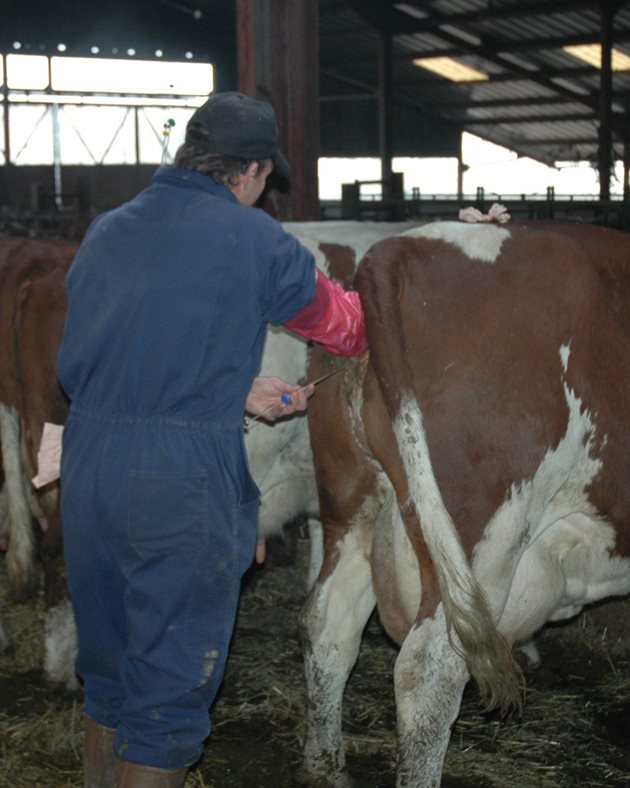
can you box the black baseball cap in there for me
[186,92,290,179]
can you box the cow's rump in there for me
[302,221,630,787]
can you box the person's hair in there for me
[172,144,246,186]
[173,124,265,187]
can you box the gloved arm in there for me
[283,269,367,357]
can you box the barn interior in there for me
[2,0,630,229]
[2,4,630,787]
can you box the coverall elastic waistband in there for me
[69,404,242,432]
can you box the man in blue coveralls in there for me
[57,92,367,787]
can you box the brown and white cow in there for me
[0,239,77,596]
[250,221,417,582]
[301,221,630,787]
[0,221,417,685]
[0,241,78,684]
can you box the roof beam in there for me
[465,113,598,125]
[395,16,627,138]
[509,137,599,146]
[391,1,626,35]
[428,96,581,109]
[341,0,393,33]
[391,30,630,61]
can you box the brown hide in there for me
[0,240,77,408]
[309,223,630,702]
[0,238,77,597]
[357,226,630,559]
[15,261,72,472]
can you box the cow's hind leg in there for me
[0,401,35,594]
[299,521,376,787]
[394,607,469,788]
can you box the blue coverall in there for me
[56,166,315,768]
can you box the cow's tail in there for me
[0,401,36,592]
[357,239,523,713]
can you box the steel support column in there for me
[598,1,614,201]
[2,54,10,165]
[235,0,320,221]
[378,30,394,197]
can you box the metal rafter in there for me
[390,0,630,35]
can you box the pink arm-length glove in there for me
[284,269,367,356]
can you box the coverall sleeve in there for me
[283,268,368,357]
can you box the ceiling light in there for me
[563,44,630,71]
[90,46,100,55]
[413,57,488,82]
[57,43,67,52]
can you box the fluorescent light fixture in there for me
[563,44,630,71]
[413,56,488,82]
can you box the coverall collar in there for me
[152,166,239,204]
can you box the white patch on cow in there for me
[288,220,418,278]
[305,517,324,588]
[516,638,542,668]
[391,504,422,623]
[391,393,519,709]
[312,502,377,639]
[0,401,35,588]
[302,503,378,781]
[559,341,571,374]
[345,366,422,621]
[402,221,510,263]
[395,608,469,786]
[370,472,422,625]
[393,393,477,617]
[473,348,630,643]
[44,598,78,690]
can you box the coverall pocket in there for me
[128,471,209,557]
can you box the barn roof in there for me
[3,0,630,167]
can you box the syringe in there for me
[245,367,341,427]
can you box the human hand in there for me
[245,376,315,422]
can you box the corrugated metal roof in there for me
[3,0,629,167]
[319,0,630,165]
